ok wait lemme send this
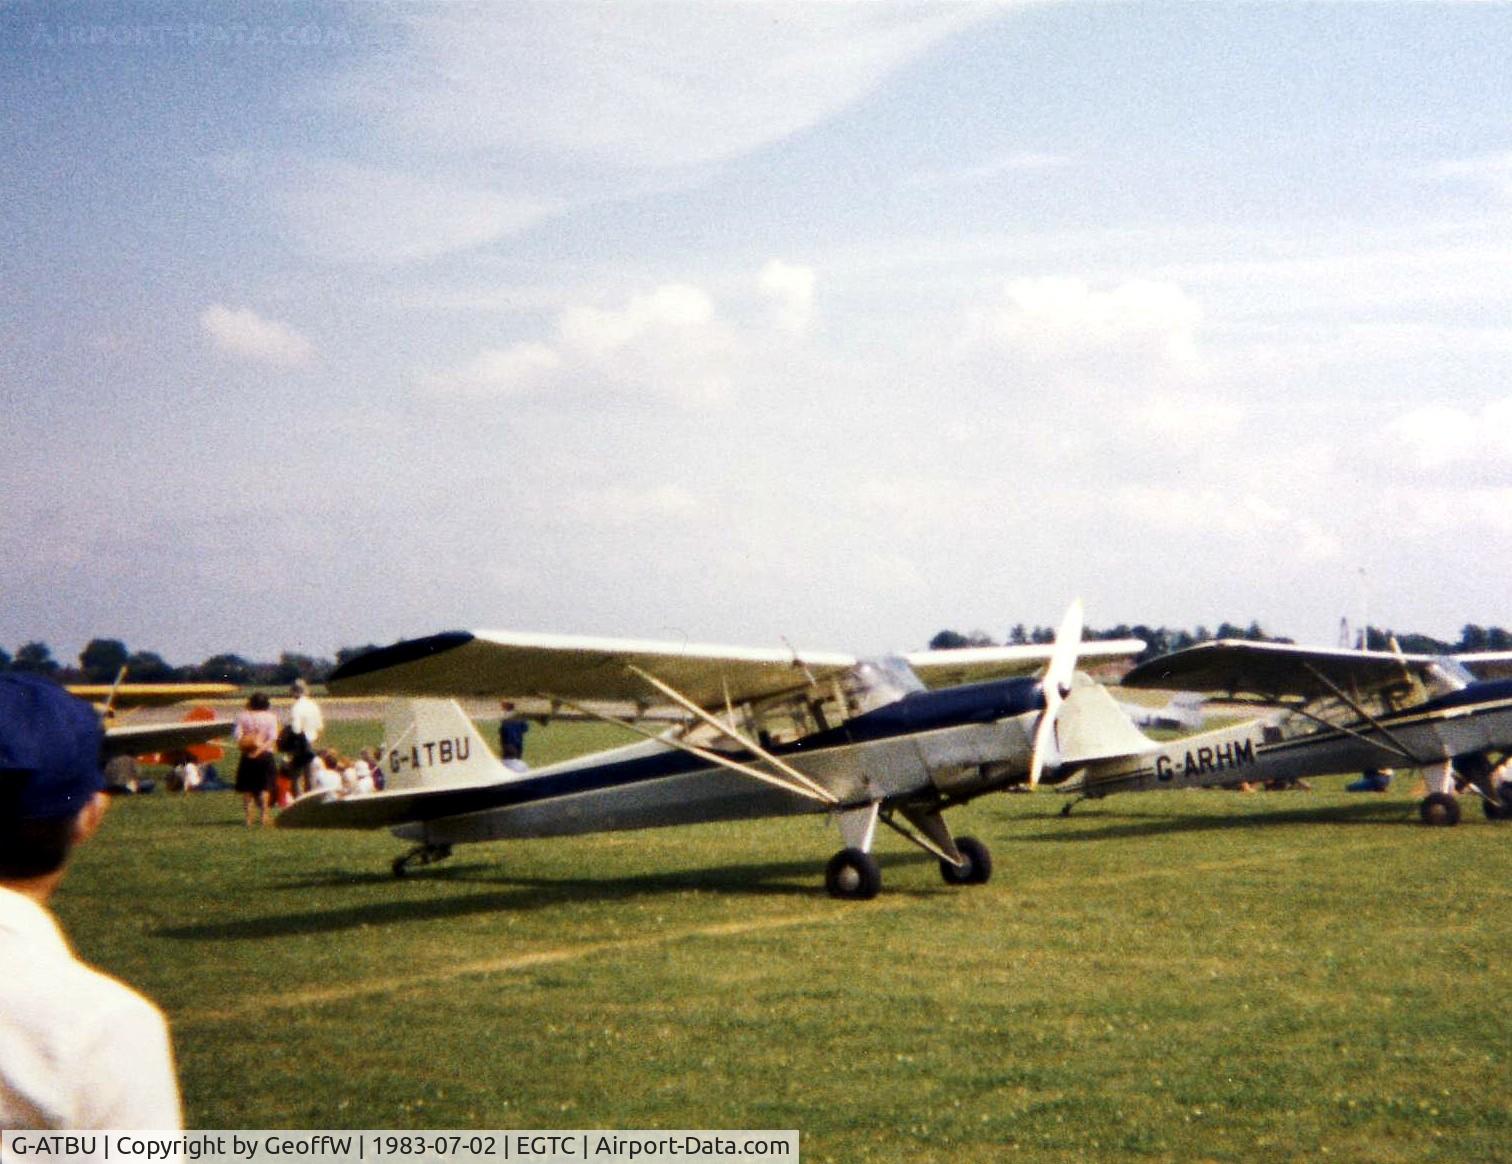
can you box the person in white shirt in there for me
[0,674,182,1129]
[286,679,325,794]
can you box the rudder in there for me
[382,699,517,792]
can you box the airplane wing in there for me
[328,630,858,711]
[902,639,1146,690]
[102,717,234,758]
[1121,639,1443,703]
[68,682,239,710]
[1453,651,1512,681]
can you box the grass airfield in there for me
[58,721,1509,1162]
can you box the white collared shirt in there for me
[289,695,324,744]
[0,885,182,1129]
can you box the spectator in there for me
[234,693,279,827]
[284,679,325,794]
[0,674,182,1128]
[499,700,529,772]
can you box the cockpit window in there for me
[845,656,926,714]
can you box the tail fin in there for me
[382,699,518,792]
[1056,680,1157,765]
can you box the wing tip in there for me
[330,631,476,689]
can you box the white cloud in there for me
[276,161,554,265]
[199,304,314,367]
[422,282,737,406]
[1430,151,1512,201]
[963,276,1204,369]
[419,342,562,399]
[757,260,817,333]
[1127,390,1244,444]
[1380,398,1512,469]
[330,6,993,170]
[1113,485,1341,563]
[566,484,703,525]
[907,151,1073,189]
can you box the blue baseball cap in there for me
[0,674,106,821]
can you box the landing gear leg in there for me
[825,802,882,899]
[392,843,453,877]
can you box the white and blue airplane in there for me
[279,613,1512,897]
[279,603,1147,898]
[1097,638,1512,827]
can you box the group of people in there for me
[232,679,384,826]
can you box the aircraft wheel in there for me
[940,835,993,886]
[1482,785,1512,821]
[1419,792,1461,828]
[825,848,882,900]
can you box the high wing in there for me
[103,717,233,758]
[1122,639,1449,704]
[903,639,1146,690]
[328,630,859,711]
[1454,651,1512,681]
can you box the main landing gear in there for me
[392,842,453,877]
[1417,754,1510,827]
[822,801,994,899]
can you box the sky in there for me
[4,1,1512,667]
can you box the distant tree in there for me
[0,645,11,671]
[12,641,59,675]
[271,652,332,685]
[125,650,178,682]
[336,644,384,669]
[1459,624,1490,653]
[1007,624,1029,645]
[195,653,255,684]
[79,638,131,684]
[928,630,972,650]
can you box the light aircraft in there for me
[279,603,1145,898]
[1063,639,1512,825]
[67,675,237,760]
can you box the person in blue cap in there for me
[0,673,182,1129]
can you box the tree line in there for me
[0,638,384,686]
[928,622,1512,664]
[3,621,1510,686]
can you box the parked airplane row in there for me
[278,603,1512,898]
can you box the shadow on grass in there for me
[1018,797,1416,843]
[157,852,935,940]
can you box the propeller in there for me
[1028,599,1084,788]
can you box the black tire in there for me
[825,847,882,900]
[1482,784,1512,821]
[1419,792,1461,828]
[940,835,993,886]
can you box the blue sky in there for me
[4,1,1512,665]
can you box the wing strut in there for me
[624,665,839,804]
[545,692,838,806]
[1296,662,1432,767]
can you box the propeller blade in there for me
[1028,599,1084,788]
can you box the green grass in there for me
[54,721,1510,1162]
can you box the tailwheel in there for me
[1419,793,1461,828]
[392,842,453,877]
[940,835,993,886]
[825,847,882,900]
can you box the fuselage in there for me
[394,677,1047,847]
[1072,678,1512,797]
